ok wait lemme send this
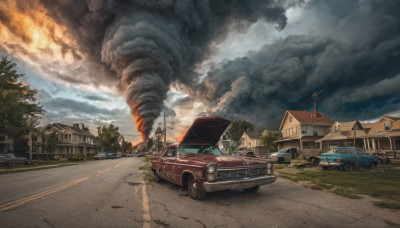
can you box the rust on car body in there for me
[150,116,277,200]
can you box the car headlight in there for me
[207,163,218,174]
[207,163,218,182]
[266,161,274,175]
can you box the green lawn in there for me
[276,162,400,210]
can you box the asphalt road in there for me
[0,158,399,228]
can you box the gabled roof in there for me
[244,131,261,139]
[381,116,400,121]
[361,123,373,129]
[335,120,363,132]
[279,110,333,130]
[43,123,94,137]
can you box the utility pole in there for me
[163,112,166,147]
[29,117,32,163]
[311,90,322,114]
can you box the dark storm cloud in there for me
[197,0,400,128]
[81,94,110,102]
[33,0,293,140]
[43,97,123,116]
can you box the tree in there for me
[97,124,121,152]
[260,132,281,154]
[226,120,255,142]
[0,56,43,154]
[145,138,154,152]
[154,127,164,152]
[41,132,59,160]
[121,136,133,153]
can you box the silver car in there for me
[0,154,30,166]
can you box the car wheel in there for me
[369,162,377,169]
[245,185,260,193]
[188,175,206,200]
[342,163,353,172]
[277,157,284,164]
[154,170,163,183]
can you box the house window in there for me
[335,125,340,133]
[301,126,307,134]
[313,127,318,136]
[289,116,292,122]
[384,122,390,131]
[248,142,251,147]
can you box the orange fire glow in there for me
[132,103,146,141]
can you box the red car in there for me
[150,116,276,200]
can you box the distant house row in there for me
[275,110,400,154]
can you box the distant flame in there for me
[131,103,147,141]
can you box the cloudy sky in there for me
[1,0,399,144]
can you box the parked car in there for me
[94,152,107,160]
[106,153,116,159]
[150,116,276,200]
[137,153,145,157]
[0,154,29,166]
[319,147,379,171]
[238,150,256,157]
[269,148,299,163]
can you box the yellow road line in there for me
[141,176,151,228]
[0,163,121,212]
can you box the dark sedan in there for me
[0,154,30,166]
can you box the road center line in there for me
[141,176,151,228]
[0,163,121,212]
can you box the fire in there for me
[132,103,146,141]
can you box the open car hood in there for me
[179,116,231,146]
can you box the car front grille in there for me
[216,166,266,181]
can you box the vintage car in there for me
[319,147,379,171]
[150,116,276,200]
[269,148,299,163]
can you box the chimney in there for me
[73,123,79,128]
[81,123,85,130]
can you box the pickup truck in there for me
[319,147,379,171]
[269,148,299,163]
[150,116,276,200]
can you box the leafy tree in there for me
[260,132,281,153]
[226,120,255,142]
[41,132,59,160]
[154,127,164,151]
[0,56,43,154]
[121,137,133,153]
[97,124,121,152]
[145,138,154,152]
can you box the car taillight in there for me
[334,159,342,162]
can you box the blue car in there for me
[106,153,116,159]
[319,147,379,171]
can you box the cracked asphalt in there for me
[0,158,399,228]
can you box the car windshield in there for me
[178,145,223,156]
[278,149,286,153]
[332,148,353,154]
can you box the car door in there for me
[356,148,369,167]
[284,149,292,162]
[161,146,178,182]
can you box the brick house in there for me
[274,110,334,150]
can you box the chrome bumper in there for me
[202,175,277,192]
[319,161,342,167]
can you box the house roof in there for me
[361,123,374,129]
[393,120,400,130]
[316,130,367,142]
[279,110,333,130]
[244,131,261,139]
[335,120,362,131]
[46,123,94,137]
[381,116,400,121]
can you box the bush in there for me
[66,154,85,161]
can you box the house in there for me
[238,131,268,157]
[0,136,14,154]
[315,120,367,151]
[274,110,334,150]
[38,123,101,158]
[365,116,400,155]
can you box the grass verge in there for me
[276,162,400,210]
[0,160,91,175]
[139,155,155,182]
